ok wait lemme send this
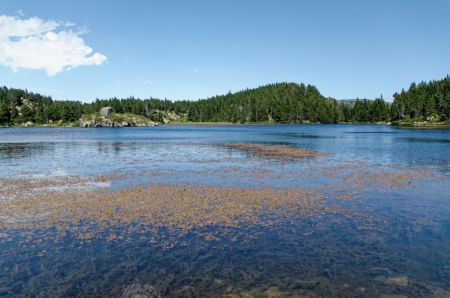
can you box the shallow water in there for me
[0,125,450,297]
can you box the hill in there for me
[5,76,450,127]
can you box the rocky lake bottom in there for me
[0,125,450,297]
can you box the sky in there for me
[0,0,449,102]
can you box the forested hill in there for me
[0,82,393,126]
[187,83,343,123]
[2,77,450,126]
[186,83,392,123]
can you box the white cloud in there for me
[0,15,106,76]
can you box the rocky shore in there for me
[79,116,158,128]
[79,107,158,127]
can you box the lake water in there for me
[0,125,449,297]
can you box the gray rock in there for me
[79,119,91,128]
[100,106,113,116]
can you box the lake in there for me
[0,125,449,297]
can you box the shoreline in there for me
[1,122,387,128]
[2,121,449,129]
[393,124,450,129]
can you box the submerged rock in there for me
[380,295,408,298]
[375,275,409,286]
[296,279,319,289]
[264,286,284,297]
[425,285,450,298]
[121,284,161,298]
[171,285,196,297]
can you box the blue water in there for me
[1,125,449,174]
[0,125,450,297]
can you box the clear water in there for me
[0,125,450,297]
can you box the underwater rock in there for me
[224,287,288,298]
[379,295,408,298]
[171,285,196,297]
[375,275,409,287]
[425,285,450,298]
[357,287,366,293]
[264,286,284,297]
[121,284,161,298]
[296,279,319,289]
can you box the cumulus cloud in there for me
[0,15,106,76]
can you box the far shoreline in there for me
[1,121,389,128]
[2,121,450,129]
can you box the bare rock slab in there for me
[100,106,113,116]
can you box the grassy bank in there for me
[392,118,450,129]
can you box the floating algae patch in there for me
[0,157,446,252]
[340,164,441,191]
[0,181,336,241]
[227,143,327,160]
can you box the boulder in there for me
[100,106,113,116]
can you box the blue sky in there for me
[0,0,449,102]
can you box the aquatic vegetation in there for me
[227,143,327,160]
[0,181,331,240]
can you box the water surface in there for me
[0,125,449,297]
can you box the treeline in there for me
[0,87,83,124]
[0,87,188,125]
[1,76,449,126]
[391,76,450,121]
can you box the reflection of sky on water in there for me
[1,125,450,179]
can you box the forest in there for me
[1,76,450,126]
